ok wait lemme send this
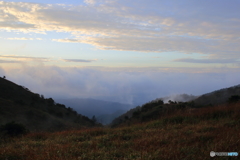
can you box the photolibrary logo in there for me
[210,151,238,157]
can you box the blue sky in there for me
[1,0,240,105]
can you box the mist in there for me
[2,65,240,106]
[159,94,198,104]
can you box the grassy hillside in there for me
[0,101,239,159]
[0,77,99,132]
[110,99,195,127]
[111,84,240,127]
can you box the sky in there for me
[0,0,240,105]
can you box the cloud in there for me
[0,0,239,61]
[0,55,99,64]
[62,59,97,63]
[3,65,240,106]
[6,37,43,41]
[69,36,224,54]
[0,59,21,63]
[52,39,80,43]
[174,58,238,64]
[7,37,34,40]
[0,55,50,62]
[84,0,97,5]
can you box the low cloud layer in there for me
[2,65,240,106]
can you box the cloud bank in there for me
[3,65,240,106]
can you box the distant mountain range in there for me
[56,98,133,125]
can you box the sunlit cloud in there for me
[0,0,239,62]
[7,37,34,40]
[52,39,80,43]
[0,55,50,62]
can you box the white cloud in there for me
[7,37,34,40]
[0,0,240,62]
[84,0,97,5]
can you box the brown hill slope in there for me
[0,101,239,159]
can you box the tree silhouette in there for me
[92,115,97,123]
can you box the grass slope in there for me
[111,84,240,127]
[0,102,239,160]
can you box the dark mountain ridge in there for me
[193,84,240,106]
[111,84,240,127]
[0,77,99,132]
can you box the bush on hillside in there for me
[228,95,240,103]
[0,121,28,137]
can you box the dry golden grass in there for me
[0,102,240,160]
